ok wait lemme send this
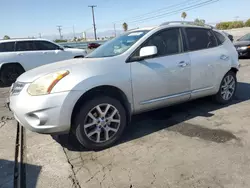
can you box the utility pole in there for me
[113,23,116,37]
[57,25,62,39]
[73,25,76,39]
[38,33,42,38]
[84,31,87,41]
[73,25,76,41]
[88,5,97,40]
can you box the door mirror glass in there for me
[139,46,157,58]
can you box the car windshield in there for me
[86,30,149,58]
[238,33,250,41]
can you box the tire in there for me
[0,64,24,86]
[74,96,127,150]
[214,71,237,104]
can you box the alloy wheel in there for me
[83,104,121,143]
[221,74,236,101]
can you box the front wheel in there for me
[214,71,237,104]
[0,64,24,86]
[74,96,127,150]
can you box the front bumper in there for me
[9,84,82,134]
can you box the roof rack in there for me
[160,21,215,29]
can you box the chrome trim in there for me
[191,86,214,94]
[140,91,191,105]
[140,86,214,105]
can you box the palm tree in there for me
[122,22,128,32]
[181,12,187,20]
[3,35,10,40]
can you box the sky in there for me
[1,0,250,39]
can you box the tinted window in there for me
[16,41,36,51]
[0,42,15,52]
[186,28,217,51]
[214,31,226,45]
[34,41,59,50]
[133,28,182,58]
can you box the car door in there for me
[15,41,44,71]
[34,40,70,65]
[130,28,191,112]
[183,28,220,99]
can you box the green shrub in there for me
[216,21,245,30]
[231,21,244,28]
[245,19,250,27]
[216,22,231,30]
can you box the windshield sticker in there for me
[128,32,144,36]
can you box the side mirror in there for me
[139,46,158,59]
[127,46,158,63]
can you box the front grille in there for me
[10,82,26,95]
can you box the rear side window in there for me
[214,31,226,45]
[0,42,15,52]
[34,41,59,50]
[185,28,217,51]
[16,41,36,51]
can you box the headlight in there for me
[27,70,69,96]
[238,46,249,50]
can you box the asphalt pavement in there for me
[1,59,250,188]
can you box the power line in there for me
[57,25,62,39]
[128,0,219,24]
[113,0,202,24]
[83,0,219,35]
[88,5,97,40]
[97,0,217,30]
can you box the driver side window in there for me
[133,28,182,58]
[34,41,60,51]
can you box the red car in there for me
[88,42,101,49]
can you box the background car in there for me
[222,31,234,42]
[234,33,250,58]
[0,38,87,86]
[88,42,101,49]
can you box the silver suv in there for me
[9,21,240,150]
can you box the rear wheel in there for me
[74,96,127,150]
[214,71,237,104]
[0,64,24,86]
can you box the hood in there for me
[234,41,250,46]
[17,58,99,83]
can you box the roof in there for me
[129,26,157,32]
[0,38,51,43]
[159,21,214,29]
[127,21,214,33]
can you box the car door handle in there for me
[220,55,229,61]
[42,52,48,54]
[178,61,188,67]
[17,53,23,56]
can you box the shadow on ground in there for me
[53,82,250,151]
[0,159,41,188]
